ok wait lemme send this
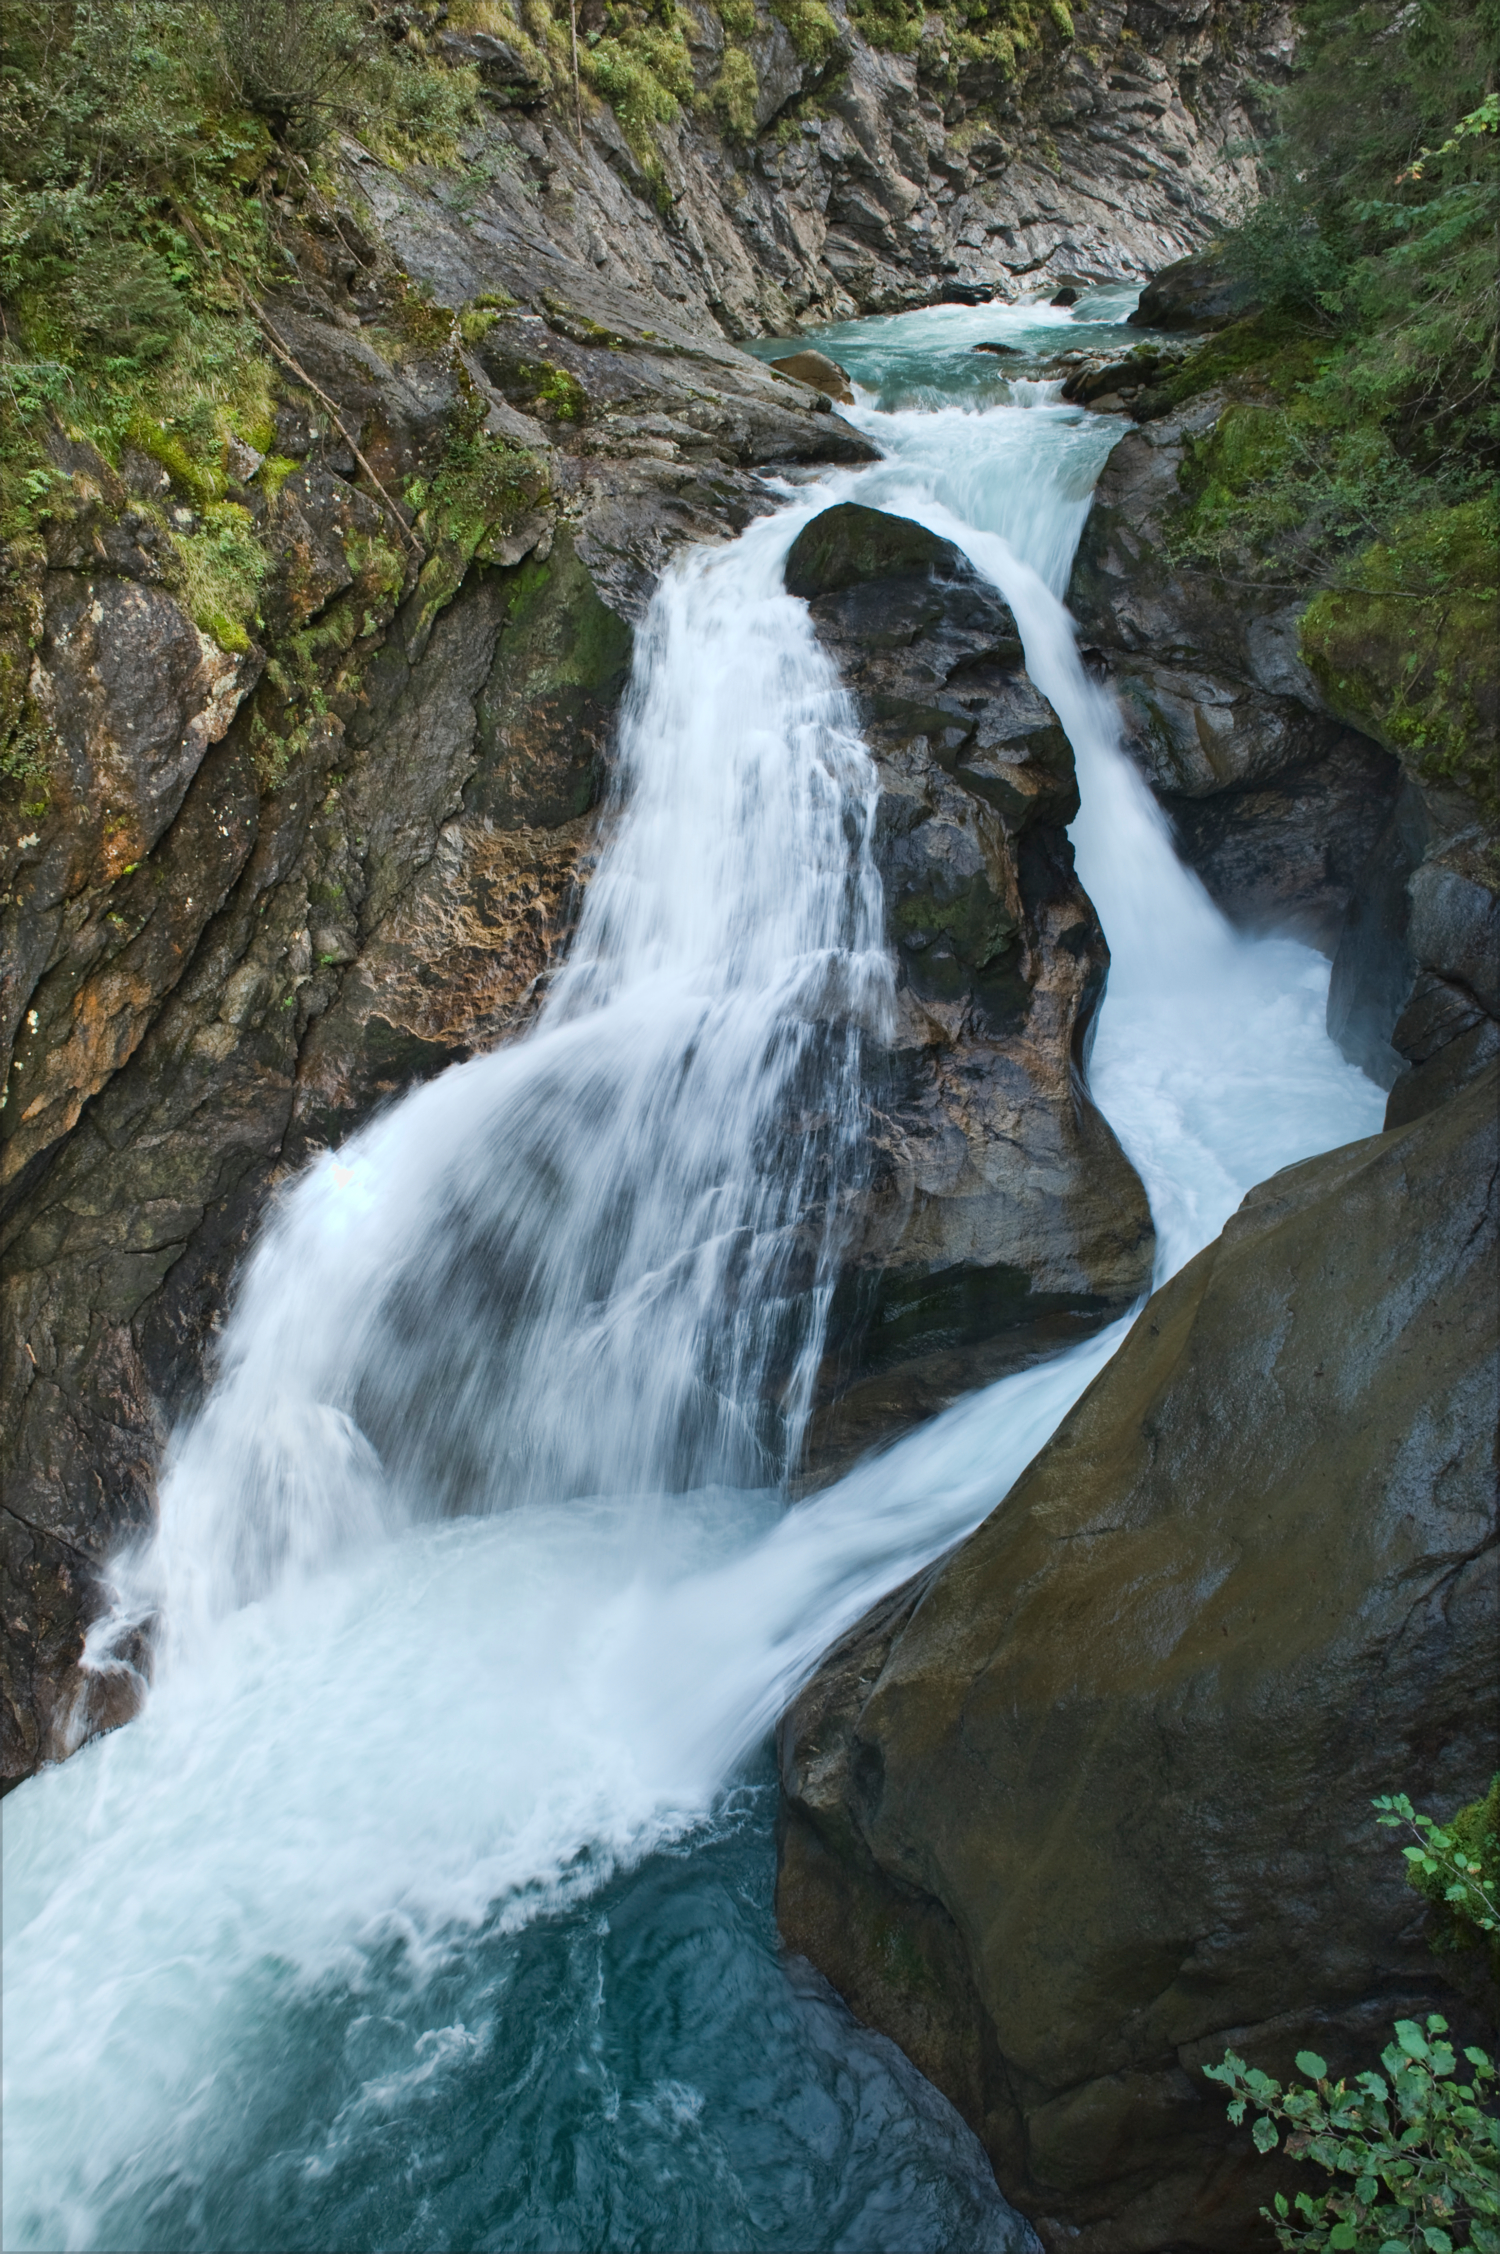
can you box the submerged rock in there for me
[784,504,1154,1472]
[777,1063,1500,2252]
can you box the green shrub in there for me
[714,45,759,138]
[1299,499,1499,817]
[1377,1780,1500,1978]
[768,0,840,67]
[1205,1790,1500,2252]
[206,0,364,150]
[1207,2020,1499,2253]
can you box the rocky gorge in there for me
[1,0,1282,1790]
[3,0,1497,2248]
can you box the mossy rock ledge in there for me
[777,1064,1499,2253]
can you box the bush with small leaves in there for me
[1376,1783,1500,1977]
[1206,2018,1499,2252]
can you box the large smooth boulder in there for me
[785,504,1154,1471]
[777,1066,1499,2251]
[1128,247,1257,332]
[770,350,857,406]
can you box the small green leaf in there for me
[1395,2022,1429,2060]
[1252,2117,1278,2154]
[1296,2050,1329,2080]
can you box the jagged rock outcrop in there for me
[1069,401,1404,954]
[376,0,1289,336]
[1068,402,1500,1119]
[785,505,1154,1470]
[777,1063,1499,2252]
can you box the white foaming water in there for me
[104,518,893,1660]
[3,358,1385,2253]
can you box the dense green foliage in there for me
[1207,1793,1500,2252]
[1158,0,1499,815]
[0,0,477,560]
[1378,1780,1500,1979]
[1208,2018,1499,2253]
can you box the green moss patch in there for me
[1300,498,1499,817]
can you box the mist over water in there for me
[3,291,1385,2254]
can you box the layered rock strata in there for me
[777,1062,1500,2252]
[365,0,1291,337]
[785,505,1154,1471]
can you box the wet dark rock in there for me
[778,1065,1500,2252]
[1070,411,1499,1108]
[1328,783,1500,1116]
[1128,244,1258,332]
[972,341,1022,355]
[1070,409,1406,952]
[1049,285,1079,306]
[1054,340,1191,407]
[1160,729,1401,955]
[784,505,1154,1472]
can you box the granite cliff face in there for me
[778,1064,1499,2252]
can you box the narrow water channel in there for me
[1,292,1384,2254]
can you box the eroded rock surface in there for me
[785,504,1154,1470]
[778,1064,1500,2252]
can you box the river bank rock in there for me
[777,1063,1500,2252]
[785,504,1155,1472]
[1068,407,1500,1120]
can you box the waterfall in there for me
[109,521,893,1662]
[3,299,1387,2254]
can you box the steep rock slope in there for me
[777,1063,1499,2251]
[0,176,874,1786]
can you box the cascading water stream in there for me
[3,292,1386,2254]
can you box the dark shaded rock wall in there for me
[1068,407,1498,1117]
[777,1064,1499,2253]
[784,506,1153,1472]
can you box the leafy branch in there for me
[1206,2018,1500,2253]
